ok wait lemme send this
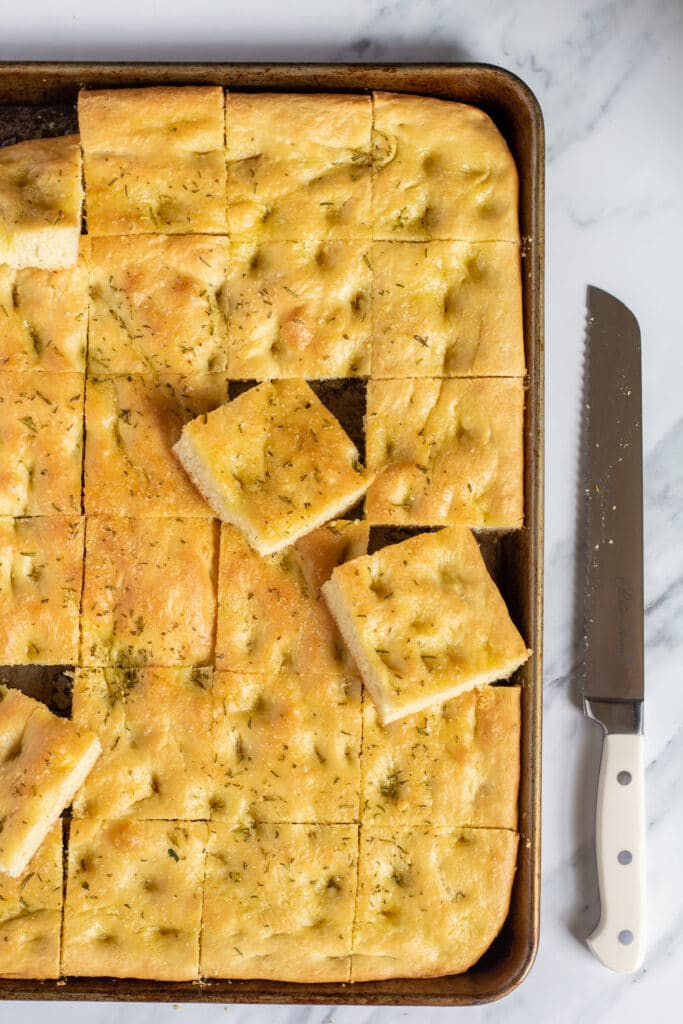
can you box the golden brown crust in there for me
[79,87,226,235]
[211,671,361,824]
[80,517,218,667]
[84,374,229,516]
[62,819,207,980]
[365,378,525,528]
[352,826,518,980]
[361,685,520,829]
[371,241,524,377]
[201,822,357,980]
[87,234,229,375]
[72,667,215,820]
[215,520,368,674]
[372,92,519,242]
[0,516,84,665]
[226,240,371,378]
[0,822,63,979]
[0,371,84,516]
[322,527,530,724]
[226,93,372,240]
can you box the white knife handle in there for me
[587,732,645,972]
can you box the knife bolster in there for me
[584,698,643,736]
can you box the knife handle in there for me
[587,732,646,972]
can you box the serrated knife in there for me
[583,286,645,973]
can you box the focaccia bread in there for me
[173,381,372,556]
[87,234,229,375]
[365,378,525,528]
[226,240,371,378]
[84,374,228,516]
[0,371,84,516]
[352,826,518,980]
[215,520,368,675]
[371,240,524,377]
[79,87,227,235]
[62,819,207,980]
[0,135,83,269]
[322,527,530,724]
[0,686,100,877]
[212,671,361,823]
[0,516,84,665]
[80,517,218,667]
[0,822,63,979]
[226,92,372,241]
[72,667,214,820]
[202,822,357,981]
[361,685,520,829]
[0,243,88,371]
[372,92,519,242]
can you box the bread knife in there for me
[583,286,645,972]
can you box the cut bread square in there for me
[216,519,369,675]
[372,92,519,243]
[0,242,88,371]
[62,819,207,980]
[173,380,372,556]
[352,826,518,980]
[321,526,530,724]
[0,516,84,665]
[226,92,372,240]
[80,516,218,667]
[0,135,83,269]
[72,667,215,820]
[365,378,525,528]
[226,240,371,378]
[0,687,100,878]
[201,822,357,981]
[0,822,63,978]
[361,684,520,829]
[211,671,361,824]
[84,374,229,516]
[78,87,227,235]
[87,234,229,375]
[371,241,524,377]
[0,371,84,516]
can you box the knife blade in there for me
[582,285,645,973]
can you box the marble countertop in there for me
[2,0,682,1020]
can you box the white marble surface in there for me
[2,0,683,1020]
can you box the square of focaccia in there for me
[84,374,229,516]
[173,380,372,556]
[0,687,100,877]
[0,371,84,516]
[0,822,63,979]
[321,527,530,724]
[72,667,215,820]
[371,241,524,377]
[0,135,83,269]
[352,826,518,980]
[0,516,84,665]
[365,378,524,528]
[0,244,88,371]
[226,240,371,379]
[216,520,368,675]
[226,93,372,241]
[80,517,218,667]
[87,234,228,375]
[202,822,357,981]
[211,671,361,824]
[372,93,519,243]
[62,819,207,980]
[361,685,520,829]
[79,87,227,235]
